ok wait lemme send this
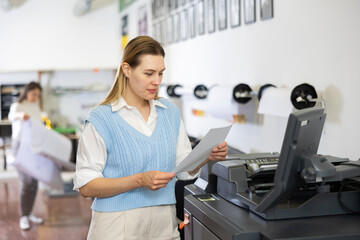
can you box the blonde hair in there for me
[100,36,165,105]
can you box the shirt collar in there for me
[110,97,167,112]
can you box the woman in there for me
[8,81,44,230]
[73,36,228,240]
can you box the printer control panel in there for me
[245,157,279,177]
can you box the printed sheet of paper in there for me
[172,125,232,174]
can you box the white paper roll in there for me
[207,85,239,121]
[158,85,169,99]
[257,87,293,117]
[174,86,193,96]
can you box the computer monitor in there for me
[255,107,326,212]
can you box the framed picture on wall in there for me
[180,9,188,41]
[167,0,172,13]
[152,23,157,40]
[230,0,241,27]
[151,0,156,19]
[260,0,273,20]
[155,0,161,18]
[244,0,256,24]
[166,16,173,44]
[156,21,162,43]
[170,0,174,10]
[188,4,196,38]
[162,0,167,17]
[172,0,179,9]
[162,0,166,17]
[218,0,227,30]
[208,0,215,33]
[173,12,181,42]
[138,5,147,36]
[197,0,205,35]
[121,15,129,49]
[161,19,167,44]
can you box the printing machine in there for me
[183,108,360,240]
[183,155,360,240]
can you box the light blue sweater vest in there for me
[86,98,180,212]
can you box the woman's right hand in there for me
[22,113,30,120]
[138,171,176,191]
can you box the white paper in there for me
[12,121,64,190]
[172,125,232,174]
[257,87,294,117]
[207,85,239,121]
[30,119,74,170]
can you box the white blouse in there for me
[8,101,42,141]
[73,98,199,191]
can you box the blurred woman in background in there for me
[8,81,44,230]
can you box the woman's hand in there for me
[187,141,228,175]
[22,113,30,121]
[80,172,176,198]
[207,141,228,162]
[138,171,176,191]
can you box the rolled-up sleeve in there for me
[73,122,107,191]
[8,103,18,122]
[176,119,201,180]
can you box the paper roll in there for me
[158,85,169,99]
[174,86,193,96]
[207,85,239,121]
[257,87,293,117]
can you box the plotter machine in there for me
[184,108,360,240]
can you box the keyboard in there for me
[245,157,279,177]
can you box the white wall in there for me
[122,0,360,160]
[0,0,120,72]
[0,0,119,127]
[1,0,359,160]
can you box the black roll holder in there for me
[166,84,210,99]
[232,83,276,104]
[290,83,324,110]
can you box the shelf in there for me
[51,84,109,95]
[0,84,26,120]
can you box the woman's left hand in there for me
[207,141,228,162]
[187,141,228,175]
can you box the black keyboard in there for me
[245,157,279,165]
[245,157,279,177]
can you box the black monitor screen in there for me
[256,107,326,212]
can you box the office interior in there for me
[0,0,360,239]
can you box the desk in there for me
[184,184,360,240]
[0,121,12,170]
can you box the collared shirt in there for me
[8,101,42,141]
[8,101,43,158]
[73,98,199,191]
